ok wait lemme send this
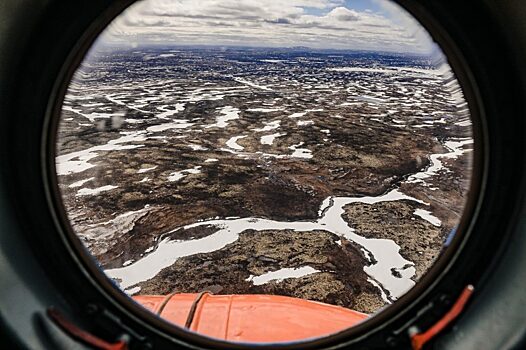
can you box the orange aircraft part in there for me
[133,293,368,343]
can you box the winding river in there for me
[105,136,472,302]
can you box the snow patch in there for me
[56,132,147,176]
[138,166,157,173]
[226,135,247,151]
[253,120,281,132]
[207,106,240,128]
[147,120,193,132]
[260,133,285,145]
[125,286,141,296]
[68,177,94,188]
[168,166,202,182]
[289,142,313,159]
[105,188,424,300]
[414,209,442,227]
[246,266,321,286]
[188,144,208,151]
[76,185,118,196]
[247,108,283,113]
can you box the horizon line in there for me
[91,42,440,58]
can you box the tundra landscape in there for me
[57,46,473,314]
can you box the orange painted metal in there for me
[133,293,368,342]
[410,285,475,350]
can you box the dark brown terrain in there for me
[56,47,473,313]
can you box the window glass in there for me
[56,0,473,343]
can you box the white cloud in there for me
[326,7,360,21]
[96,0,438,54]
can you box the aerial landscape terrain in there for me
[56,46,473,314]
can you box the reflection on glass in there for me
[56,0,473,343]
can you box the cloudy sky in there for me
[98,0,439,54]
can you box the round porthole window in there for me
[53,0,478,345]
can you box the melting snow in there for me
[76,185,118,196]
[188,144,208,151]
[138,166,157,173]
[407,138,473,184]
[207,106,240,128]
[226,135,247,151]
[260,133,285,145]
[414,209,441,227]
[234,77,272,91]
[156,103,185,119]
[289,142,313,159]
[68,177,94,188]
[288,109,323,119]
[253,120,281,132]
[105,188,424,300]
[454,119,471,127]
[288,112,307,119]
[260,59,288,63]
[247,108,283,113]
[367,278,390,303]
[125,286,141,296]
[297,120,314,126]
[147,120,194,132]
[246,266,320,286]
[56,132,147,175]
[168,166,202,182]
